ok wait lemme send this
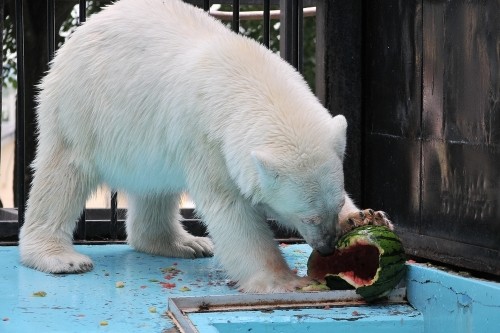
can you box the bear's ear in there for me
[330,115,347,159]
[251,150,280,189]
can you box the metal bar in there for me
[110,191,118,240]
[15,0,26,226]
[315,1,326,102]
[210,7,315,21]
[290,0,303,72]
[75,212,86,240]
[296,0,304,73]
[279,0,303,71]
[79,0,87,24]
[291,0,298,69]
[279,0,292,65]
[77,0,87,238]
[0,1,4,203]
[47,0,56,60]
[232,0,239,32]
[263,0,270,47]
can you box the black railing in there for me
[14,0,26,226]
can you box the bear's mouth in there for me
[302,232,335,256]
[316,245,335,256]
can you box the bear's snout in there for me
[316,244,335,256]
[306,233,335,256]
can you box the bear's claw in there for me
[339,208,393,235]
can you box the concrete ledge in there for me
[407,263,500,333]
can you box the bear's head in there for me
[252,115,347,255]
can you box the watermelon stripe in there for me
[357,270,405,300]
[375,266,406,283]
[378,242,401,251]
[381,248,406,258]
[374,275,405,289]
[370,235,402,243]
[380,257,406,267]
[370,270,406,287]
[338,233,402,245]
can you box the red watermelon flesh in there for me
[307,243,380,286]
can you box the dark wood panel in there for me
[363,0,500,275]
[363,0,422,139]
[399,230,500,276]
[363,0,422,224]
[316,0,364,202]
[422,0,500,144]
[420,0,500,253]
[421,141,500,249]
[363,134,421,233]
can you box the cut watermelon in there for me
[307,225,406,302]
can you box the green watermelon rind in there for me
[324,274,355,290]
[357,265,406,301]
[333,225,406,301]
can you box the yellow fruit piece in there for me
[33,291,47,297]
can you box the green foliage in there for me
[2,14,17,88]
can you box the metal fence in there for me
[0,0,316,244]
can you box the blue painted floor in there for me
[0,244,235,332]
[2,243,498,333]
[0,243,327,332]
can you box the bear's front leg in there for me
[338,193,394,235]
[198,195,311,293]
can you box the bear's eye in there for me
[301,216,321,225]
[338,196,346,210]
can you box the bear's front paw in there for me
[339,209,393,235]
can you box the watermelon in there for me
[307,225,406,302]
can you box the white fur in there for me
[19,0,353,292]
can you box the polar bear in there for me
[19,0,391,292]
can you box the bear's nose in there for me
[316,245,335,256]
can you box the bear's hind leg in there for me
[126,193,213,258]
[19,148,98,273]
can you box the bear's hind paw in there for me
[131,235,214,259]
